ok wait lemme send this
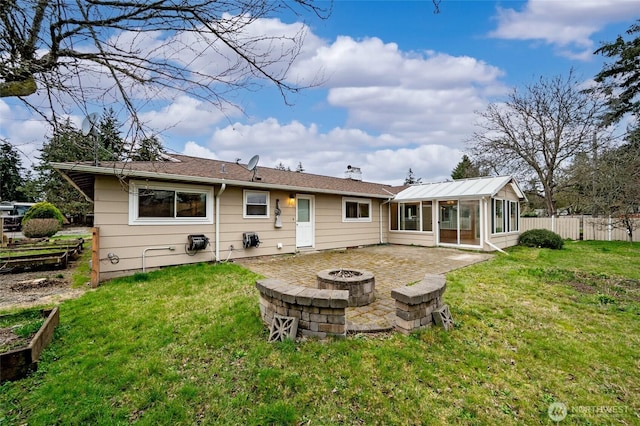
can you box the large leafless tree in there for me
[0,0,331,140]
[468,70,609,216]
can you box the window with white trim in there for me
[390,202,423,231]
[492,198,521,234]
[492,199,505,234]
[244,190,269,218]
[508,200,519,232]
[129,181,213,225]
[343,198,372,222]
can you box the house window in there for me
[343,198,371,222]
[421,201,433,232]
[390,202,420,231]
[492,199,519,233]
[508,201,519,232]
[492,199,505,234]
[129,181,213,225]
[244,190,269,218]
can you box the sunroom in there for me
[388,176,527,251]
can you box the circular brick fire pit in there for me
[317,269,375,307]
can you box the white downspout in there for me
[215,183,226,262]
[486,240,508,255]
[482,197,509,256]
[380,198,392,244]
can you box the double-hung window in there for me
[129,181,213,225]
[343,198,371,222]
[244,190,269,218]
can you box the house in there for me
[53,155,525,284]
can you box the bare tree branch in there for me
[0,0,332,137]
[468,69,610,215]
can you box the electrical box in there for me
[187,234,209,251]
[242,232,260,249]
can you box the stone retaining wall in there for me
[256,278,349,339]
[391,274,446,334]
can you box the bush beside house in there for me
[518,229,564,249]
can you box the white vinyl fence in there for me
[520,216,640,242]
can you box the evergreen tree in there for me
[97,108,125,160]
[404,168,422,185]
[35,119,93,219]
[0,140,26,201]
[451,155,481,180]
[129,136,165,161]
[295,162,305,173]
[593,20,640,124]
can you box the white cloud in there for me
[0,100,53,167]
[182,141,218,159]
[138,96,237,137]
[292,36,503,90]
[289,35,505,141]
[182,118,463,185]
[489,0,639,59]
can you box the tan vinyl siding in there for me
[314,194,384,250]
[485,232,520,250]
[388,231,435,247]
[95,176,215,280]
[216,187,296,259]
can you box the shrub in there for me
[518,229,564,249]
[22,218,62,238]
[22,202,65,226]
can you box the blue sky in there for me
[1,0,638,185]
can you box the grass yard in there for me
[1,241,638,425]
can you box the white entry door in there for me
[296,195,314,248]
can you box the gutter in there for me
[215,183,226,262]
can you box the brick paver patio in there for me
[236,244,493,332]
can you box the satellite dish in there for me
[81,112,100,136]
[247,155,259,171]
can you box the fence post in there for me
[608,216,612,241]
[551,215,555,233]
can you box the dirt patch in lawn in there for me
[0,263,88,311]
[0,326,27,353]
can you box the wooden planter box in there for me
[0,307,59,382]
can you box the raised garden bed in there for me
[0,239,84,273]
[0,307,60,382]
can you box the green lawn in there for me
[1,241,638,425]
